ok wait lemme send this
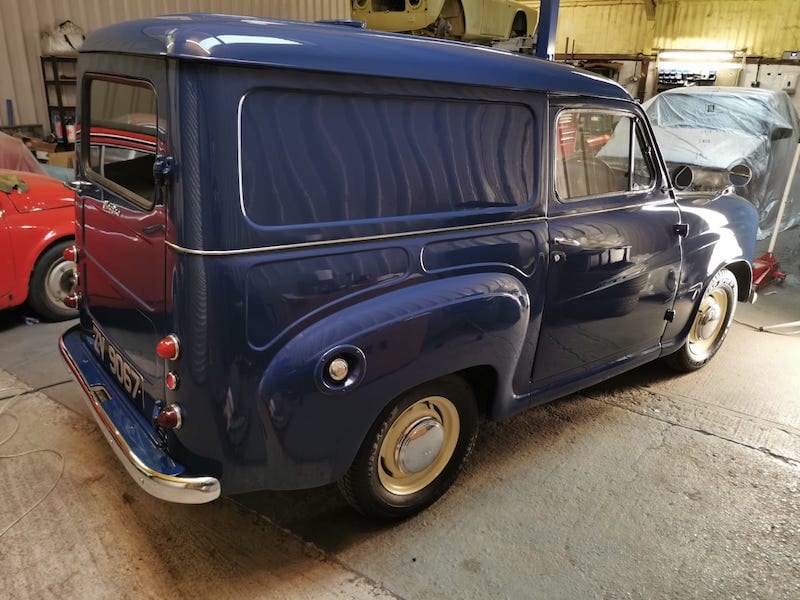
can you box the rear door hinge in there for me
[664,308,676,322]
[673,223,689,237]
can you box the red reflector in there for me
[156,403,183,429]
[63,245,79,262]
[165,371,179,391]
[156,334,180,360]
[63,292,81,308]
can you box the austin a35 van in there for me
[60,14,758,520]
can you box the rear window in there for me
[239,90,534,226]
[86,79,158,209]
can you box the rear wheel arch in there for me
[457,364,497,419]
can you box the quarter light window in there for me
[87,79,158,208]
[555,110,654,202]
[240,90,534,226]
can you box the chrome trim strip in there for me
[165,215,548,256]
[165,199,672,257]
[59,337,221,504]
[548,198,677,220]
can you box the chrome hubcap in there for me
[697,300,722,340]
[397,418,445,474]
[378,395,460,496]
[688,287,729,357]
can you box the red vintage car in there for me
[0,168,77,320]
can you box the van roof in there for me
[81,13,630,101]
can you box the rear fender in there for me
[257,272,530,484]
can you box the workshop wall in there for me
[557,0,653,56]
[654,0,800,57]
[557,0,800,58]
[0,0,349,132]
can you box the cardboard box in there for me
[48,151,74,168]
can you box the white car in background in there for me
[644,87,800,237]
[351,0,538,41]
[599,86,800,237]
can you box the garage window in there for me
[239,90,535,226]
[554,109,654,202]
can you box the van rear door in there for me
[77,63,169,420]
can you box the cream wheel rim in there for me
[378,395,460,496]
[688,287,728,356]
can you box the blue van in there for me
[60,14,758,520]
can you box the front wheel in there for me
[27,240,78,321]
[338,376,479,520]
[663,268,738,372]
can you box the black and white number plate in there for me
[91,323,143,402]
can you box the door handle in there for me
[64,180,92,193]
[552,236,581,247]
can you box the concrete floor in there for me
[1,258,799,598]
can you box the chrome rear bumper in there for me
[59,326,220,504]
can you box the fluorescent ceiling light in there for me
[659,50,735,62]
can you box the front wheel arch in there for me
[724,260,754,301]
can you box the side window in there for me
[239,90,535,226]
[555,109,654,202]
[86,79,158,209]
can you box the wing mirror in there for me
[728,163,752,187]
[670,165,694,190]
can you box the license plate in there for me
[91,323,143,402]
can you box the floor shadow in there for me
[233,364,665,552]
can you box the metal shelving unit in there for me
[40,55,77,149]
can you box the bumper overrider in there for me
[59,325,220,503]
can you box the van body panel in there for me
[59,14,758,506]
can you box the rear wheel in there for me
[339,376,479,520]
[27,240,77,321]
[663,268,737,372]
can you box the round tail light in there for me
[156,334,180,360]
[165,371,180,391]
[63,292,81,308]
[156,403,183,429]
[63,245,79,262]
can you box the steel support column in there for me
[535,0,560,60]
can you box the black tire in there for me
[338,375,479,520]
[27,240,78,321]
[663,268,737,372]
